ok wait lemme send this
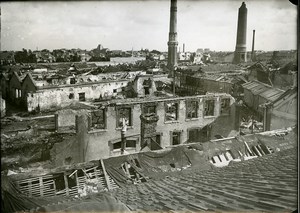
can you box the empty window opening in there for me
[188,128,201,143]
[53,175,66,191]
[186,100,198,119]
[117,107,132,127]
[91,109,106,129]
[113,140,136,151]
[221,98,231,115]
[113,142,122,150]
[113,89,117,93]
[143,105,156,114]
[143,78,152,95]
[144,87,150,95]
[67,172,77,188]
[189,126,211,143]
[69,93,74,99]
[126,140,136,148]
[204,99,215,116]
[171,131,181,145]
[79,92,85,101]
[165,102,178,121]
[143,134,162,151]
[70,78,76,84]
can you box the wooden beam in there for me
[100,159,112,191]
[39,177,43,197]
[63,172,69,196]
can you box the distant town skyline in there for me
[1,0,297,52]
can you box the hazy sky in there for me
[1,0,297,52]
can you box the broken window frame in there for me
[89,108,106,130]
[165,102,179,121]
[186,99,199,119]
[204,99,215,117]
[116,106,133,128]
[220,98,231,115]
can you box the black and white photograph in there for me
[0,0,298,212]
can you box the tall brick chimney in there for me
[234,2,248,64]
[167,0,178,71]
[251,30,256,61]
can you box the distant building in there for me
[178,52,192,61]
[3,70,138,112]
[131,75,157,97]
[247,62,272,85]
[176,70,246,97]
[193,50,203,64]
[0,51,15,65]
[80,52,92,62]
[110,57,146,64]
[35,52,56,63]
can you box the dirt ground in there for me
[1,111,75,172]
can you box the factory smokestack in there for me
[167,0,178,71]
[234,2,247,64]
[183,43,185,53]
[251,30,256,61]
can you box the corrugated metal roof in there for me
[243,80,289,103]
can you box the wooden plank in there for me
[39,177,44,197]
[28,180,32,197]
[63,172,69,196]
[100,159,112,190]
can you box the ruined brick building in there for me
[52,93,237,164]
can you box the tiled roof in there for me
[112,148,297,212]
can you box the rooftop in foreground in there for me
[1,128,297,212]
[112,148,297,212]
